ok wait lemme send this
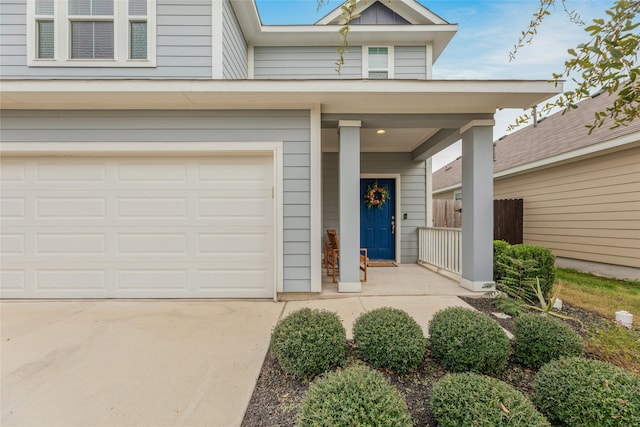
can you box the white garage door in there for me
[0,155,275,298]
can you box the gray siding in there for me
[253,46,362,79]
[0,109,312,292]
[350,2,410,25]
[222,0,247,79]
[323,152,427,263]
[394,46,426,80]
[0,0,212,79]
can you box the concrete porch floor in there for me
[281,263,479,301]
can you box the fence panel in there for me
[494,199,523,244]
[432,198,523,244]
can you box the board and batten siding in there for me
[323,152,427,263]
[494,145,640,269]
[0,0,212,79]
[253,46,362,79]
[0,109,313,292]
[222,0,247,79]
[394,46,427,80]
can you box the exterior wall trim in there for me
[460,119,495,135]
[360,173,402,264]
[212,0,224,79]
[310,106,322,292]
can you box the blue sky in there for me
[254,0,612,170]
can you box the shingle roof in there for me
[432,91,640,192]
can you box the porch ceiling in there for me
[321,113,493,154]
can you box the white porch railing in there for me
[418,227,462,275]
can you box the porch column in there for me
[338,120,362,292]
[460,121,495,291]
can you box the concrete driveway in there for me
[1,294,478,426]
[1,300,284,427]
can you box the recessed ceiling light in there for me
[376,129,386,135]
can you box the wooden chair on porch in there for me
[324,229,367,283]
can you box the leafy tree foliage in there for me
[510,0,639,133]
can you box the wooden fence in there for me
[432,199,462,228]
[432,198,523,244]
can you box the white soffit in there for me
[0,80,562,113]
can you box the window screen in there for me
[37,20,54,58]
[130,21,147,59]
[71,21,114,59]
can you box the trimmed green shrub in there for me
[429,306,510,374]
[534,357,640,426]
[298,365,412,427]
[498,243,556,303]
[270,308,346,380]
[494,239,511,282]
[514,313,583,369]
[431,373,550,427]
[353,307,425,373]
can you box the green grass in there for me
[555,268,640,327]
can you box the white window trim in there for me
[26,0,156,67]
[362,45,394,79]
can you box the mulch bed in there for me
[241,297,619,426]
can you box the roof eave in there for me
[0,79,562,113]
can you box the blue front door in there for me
[360,178,395,260]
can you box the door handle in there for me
[391,216,395,235]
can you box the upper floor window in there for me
[28,0,156,67]
[363,46,393,79]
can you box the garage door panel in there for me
[0,160,26,182]
[36,197,107,218]
[198,157,271,184]
[1,154,275,299]
[36,161,107,183]
[118,198,188,218]
[117,161,188,183]
[0,270,25,290]
[36,233,106,254]
[117,233,187,254]
[199,232,269,254]
[37,270,107,290]
[117,270,188,291]
[198,196,271,219]
[198,269,270,289]
[1,234,25,254]
[0,198,25,217]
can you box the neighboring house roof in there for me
[432,92,640,193]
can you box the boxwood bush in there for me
[297,365,412,427]
[429,306,510,374]
[431,373,550,427]
[514,313,583,369]
[534,357,640,426]
[270,308,346,380]
[352,307,425,372]
[498,243,556,303]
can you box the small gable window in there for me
[28,0,155,67]
[363,46,393,79]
